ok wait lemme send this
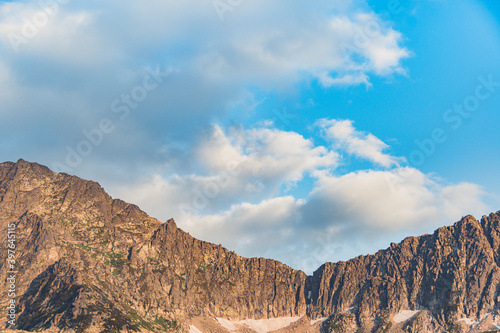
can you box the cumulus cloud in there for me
[197,125,338,184]
[318,119,402,167]
[303,168,488,232]
[174,167,488,273]
[110,123,337,218]
[181,196,303,248]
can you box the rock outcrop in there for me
[309,213,500,332]
[0,160,306,332]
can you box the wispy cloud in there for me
[318,119,403,168]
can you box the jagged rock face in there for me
[0,159,500,333]
[140,221,308,320]
[0,160,307,332]
[310,214,500,332]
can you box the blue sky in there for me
[1,0,499,273]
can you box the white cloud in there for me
[0,3,100,62]
[109,124,337,218]
[182,196,302,236]
[193,3,409,87]
[197,124,338,188]
[439,182,489,220]
[346,13,411,75]
[319,119,402,167]
[318,72,370,87]
[304,168,488,231]
[164,167,489,273]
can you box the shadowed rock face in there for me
[0,159,499,333]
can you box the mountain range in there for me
[1,159,499,333]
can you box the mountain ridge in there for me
[1,159,500,333]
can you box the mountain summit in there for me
[1,159,499,333]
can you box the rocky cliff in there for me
[0,159,499,333]
[308,213,500,332]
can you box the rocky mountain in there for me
[0,159,499,333]
[309,213,500,333]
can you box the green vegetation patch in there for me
[328,312,356,332]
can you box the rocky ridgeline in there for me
[0,159,499,333]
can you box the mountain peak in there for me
[1,158,54,181]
